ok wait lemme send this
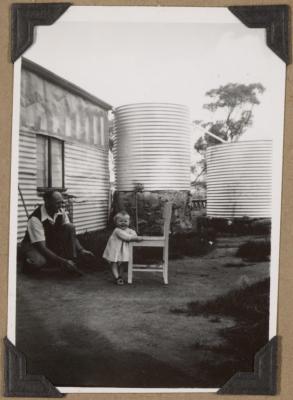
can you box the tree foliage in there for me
[194,83,265,153]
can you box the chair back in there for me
[163,202,173,238]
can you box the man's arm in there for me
[33,241,81,273]
[33,241,68,266]
[75,238,95,257]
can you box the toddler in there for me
[103,211,143,285]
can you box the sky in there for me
[23,6,286,143]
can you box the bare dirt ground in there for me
[16,234,270,388]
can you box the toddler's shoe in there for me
[116,277,124,285]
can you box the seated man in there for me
[21,190,94,274]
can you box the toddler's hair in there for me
[113,211,130,225]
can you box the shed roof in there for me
[22,58,113,111]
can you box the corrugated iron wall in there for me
[206,140,272,218]
[18,131,40,241]
[113,103,191,191]
[17,130,110,240]
[65,142,109,233]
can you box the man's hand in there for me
[79,249,95,258]
[62,259,83,276]
[63,259,76,270]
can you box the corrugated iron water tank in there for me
[113,103,191,191]
[206,140,272,218]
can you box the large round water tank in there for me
[206,140,272,218]
[113,103,191,191]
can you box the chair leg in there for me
[128,245,133,284]
[163,265,168,285]
[163,263,168,284]
[163,247,168,285]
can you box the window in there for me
[36,135,64,189]
[100,116,105,146]
[91,114,106,147]
[93,115,99,145]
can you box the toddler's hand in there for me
[135,236,143,242]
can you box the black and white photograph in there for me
[7,5,286,393]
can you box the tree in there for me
[194,83,265,152]
[191,83,265,185]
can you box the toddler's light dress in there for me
[103,227,138,262]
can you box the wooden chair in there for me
[128,202,173,285]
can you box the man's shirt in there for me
[27,205,70,243]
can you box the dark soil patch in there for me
[170,279,270,385]
[170,233,213,258]
[223,262,252,268]
[186,278,269,320]
[236,240,271,262]
[205,217,271,236]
